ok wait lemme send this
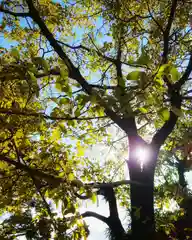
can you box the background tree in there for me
[0,0,192,239]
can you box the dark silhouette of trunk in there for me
[128,136,159,240]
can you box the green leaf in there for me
[159,64,170,74]
[127,71,141,81]
[91,193,97,204]
[51,128,61,140]
[68,173,75,181]
[155,77,164,86]
[59,98,70,105]
[170,67,180,81]
[136,48,151,65]
[10,48,20,60]
[159,108,170,121]
[139,107,148,114]
[28,71,37,82]
[60,66,68,78]
[77,142,85,157]
[42,59,49,73]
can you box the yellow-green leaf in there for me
[42,59,49,73]
[91,193,97,204]
[139,107,148,114]
[159,108,170,121]
[77,142,85,157]
[170,67,180,81]
[127,71,140,81]
[60,66,68,78]
[10,48,20,60]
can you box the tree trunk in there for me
[128,137,159,240]
[129,177,155,240]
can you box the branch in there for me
[152,111,178,148]
[146,2,164,33]
[25,0,126,132]
[162,0,178,63]
[98,186,125,237]
[0,108,107,121]
[0,155,149,189]
[58,39,148,69]
[0,154,61,185]
[174,53,192,89]
[87,180,148,188]
[0,6,29,17]
[81,211,109,225]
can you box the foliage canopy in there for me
[0,0,192,239]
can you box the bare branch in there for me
[81,211,109,225]
[175,53,192,89]
[57,40,149,69]
[87,180,149,188]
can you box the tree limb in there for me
[81,211,109,225]
[0,154,61,185]
[0,6,29,17]
[87,180,148,188]
[57,40,148,69]
[162,0,178,64]
[0,154,149,188]
[24,0,128,132]
[152,111,178,148]
[0,108,107,121]
[153,52,192,148]
[174,53,192,89]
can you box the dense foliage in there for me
[0,0,192,239]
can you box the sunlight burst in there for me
[135,146,151,165]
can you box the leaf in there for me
[159,64,170,74]
[32,57,50,73]
[126,71,141,81]
[170,67,180,81]
[10,48,20,60]
[139,107,148,114]
[59,98,70,105]
[28,71,37,84]
[60,66,68,78]
[136,48,151,65]
[159,108,170,121]
[91,193,97,204]
[155,77,164,86]
[68,173,75,181]
[51,128,61,140]
[42,59,49,73]
[77,142,85,157]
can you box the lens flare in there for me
[135,146,151,165]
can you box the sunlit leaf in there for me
[159,108,170,121]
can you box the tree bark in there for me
[128,136,159,240]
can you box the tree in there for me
[0,0,192,239]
